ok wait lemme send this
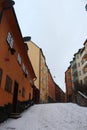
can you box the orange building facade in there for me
[0,0,36,114]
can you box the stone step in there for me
[10,113,21,119]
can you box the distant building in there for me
[48,70,56,103]
[65,39,87,103]
[65,66,73,102]
[70,48,83,89]
[55,83,65,102]
[0,0,36,114]
[40,50,48,103]
[81,40,87,84]
[48,69,65,103]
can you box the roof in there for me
[23,36,31,42]
[83,39,87,45]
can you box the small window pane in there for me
[17,53,21,65]
[7,32,14,48]
[22,88,25,97]
[5,76,12,93]
[22,63,25,72]
[25,69,28,77]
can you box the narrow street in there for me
[0,103,87,130]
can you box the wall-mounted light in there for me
[24,73,27,78]
[9,47,16,55]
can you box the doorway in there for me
[12,81,19,113]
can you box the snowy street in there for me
[0,103,87,130]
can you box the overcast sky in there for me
[14,0,87,92]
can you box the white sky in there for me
[14,0,87,92]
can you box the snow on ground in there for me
[0,103,87,130]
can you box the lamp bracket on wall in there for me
[9,47,16,55]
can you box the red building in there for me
[65,66,73,102]
[55,83,65,102]
[48,69,65,103]
[0,0,36,120]
[48,70,56,103]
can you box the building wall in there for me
[48,70,56,102]
[40,52,48,103]
[55,84,65,102]
[27,41,48,103]
[81,41,87,84]
[75,52,83,84]
[27,41,40,90]
[70,48,86,88]
[65,67,73,101]
[0,2,35,107]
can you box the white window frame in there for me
[22,63,25,72]
[7,32,14,48]
[17,53,22,65]
[25,69,28,77]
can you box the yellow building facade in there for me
[40,50,48,103]
[24,39,48,103]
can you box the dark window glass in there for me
[0,68,3,85]
[22,88,25,97]
[5,76,12,93]
[29,93,31,100]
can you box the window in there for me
[78,63,80,67]
[17,53,22,65]
[25,69,28,77]
[77,55,79,59]
[22,88,25,97]
[7,32,14,48]
[22,63,25,72]
[5,76,12,93]
[79,71,81,76]
[29,93,31,100]
[81,60,84,64]
[80,80,83,85]
[0,68,3,85]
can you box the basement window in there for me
[5,75,12,93]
